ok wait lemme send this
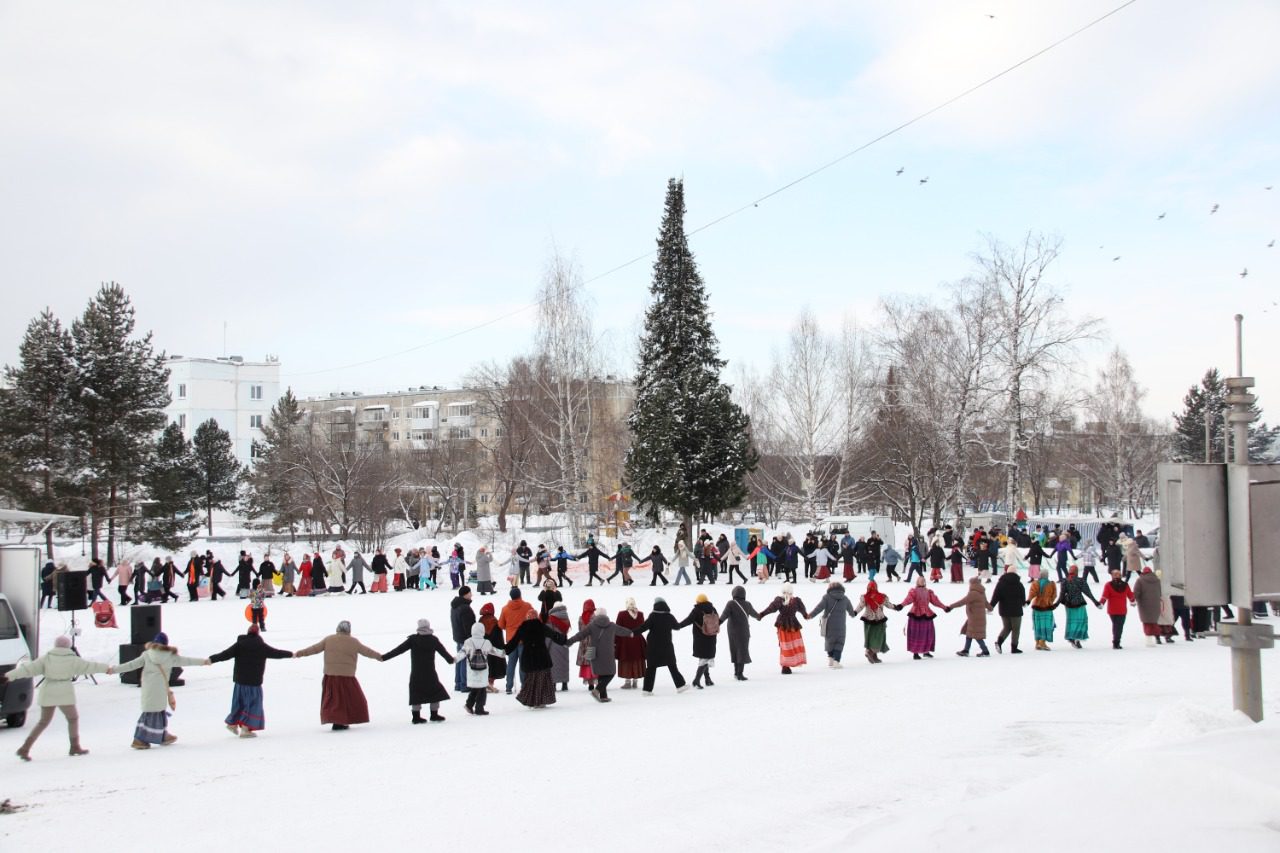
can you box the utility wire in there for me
[284,0,1139,381]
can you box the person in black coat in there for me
[988,566,1026,654]
[39,561,56,609]
[576,543,610,586]
[235,552,257,597]
[382,620,456,723]
[719,586,759,680]
[502,612,568,708]
[632,597,689,693]
[208,624,293,736]
[636,546,670,585]
[309,554,327,596]
[450,587,476,693]
[678,594,720,688]
[258,555,276,597]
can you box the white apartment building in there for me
[164,355,281,466]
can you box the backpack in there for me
[701,611,720,635]
[467,643,488,672]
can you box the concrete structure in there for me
[163,355,281,466]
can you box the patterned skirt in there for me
[225,684,266,731]
[863,619,889,653]
[1033,609,1056,641]
[320,675,370,725]
[134,710,170,744]
[777,628,807,668]
[1065,606,1089,641]
[516,669,557,707]
[906,616,935,653]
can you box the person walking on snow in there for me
[1099,569,1135,649]
[757,583,809,673]
[450,586,477,693]
[1133,567,1166,645]
[1058,565,1100,648]
[503,610,568,708]
[677,594,719,688]
[462,623,504,716]
[346,551,369,594]
[293,621,382,731]
[631,597,689,694]
[853,580,894,663]
[567,607,634,701]
[719,586,758,680]
[900,576,950,660]
[636,545,670,586]
[8,636,113,761]
[615,597,647,689]
[950,577,992,657]
[498,588,536,694]
[208,624,292,738]
[382,619,456,723]
[1027,572,1058,651]
[113,632,211,749]
[806,581,857,667]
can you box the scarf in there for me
[479,614,499,635]
[863,580,886,613]
[580,599,596,627]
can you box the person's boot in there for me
[781,665,792,674]
[131,739,150,749]
[704,669,715,686]
[411,710,425,724]
[692,667,704,689]
[1011,646,1023,654]
[429,711,445,722]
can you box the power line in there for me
[284,0,1139,381]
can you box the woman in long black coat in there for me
[382,619,455,723]
[503,611,567,708]
[677,594,719,688]
[632,597,688,693]
[309,555,328,597]
[719,585,759,681]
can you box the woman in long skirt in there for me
[615,597,648,689]
[297,555,313,597]
[478,602,507,692]
[718,586,757,680]
[112,632,211,749]
[1057,565,1099,649]
[381,619,455,724]
[503,610,567,708]
[546,602,573,691]
[757,583,809,674]
[899,576,949,660]
[1027,574,1058,650]
[576,599,596,688]
[853,580,893,663]
[294,621,382,730]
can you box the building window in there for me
[578,492,588,504]
[249,414,264,429]
[495,426,505,438]
[367,409,384,421]
[177,414,186,429]
[391,431,399,440]
[479,427,489,438]
[411,430,433,441]
[479,494,490,505]
[449,427,472,440]
[177,383,186,399]
[411,406,434,420]
[449,404,473,417]
[250,443,262,460]
[391,409,400,419]
[250,385,263,400]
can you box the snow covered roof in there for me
[411,401,439,407]
[0,508,79,524]
[332,405,355,413]
[448,400,475,407]
[362,404,389,411]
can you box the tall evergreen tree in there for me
[191,418,243,535]
[1171,368,1278,462]
[624,179,756,540]
[72,283,170,563]
[0,310,79,557]
[245,389,306,534]
[137,423,200,550]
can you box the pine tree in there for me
[1171,368,1278,462]
[137,423,200,550]
[245,389,306,533]
[624,179,757,539]
[71,283,171,563]
[0,310,79,558]
[191,418,243,535]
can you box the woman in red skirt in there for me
[294,621,383,730]
[615,597,647,689]
[757,583,809,674]
[576,599,596,689]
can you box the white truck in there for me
[0,545,41,728]
[819,515,895,542]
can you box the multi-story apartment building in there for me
[163,355,281,466]
[300,378,633,517]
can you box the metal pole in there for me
[1227,314,1262,721]
[1204,408,1212,464]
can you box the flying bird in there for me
[1210,203,1219,214]
[1157,212,1166,220]
[987,14,996,18]
[896,167,904,176]
[1240,268,1249,278]
[1266,186,1273,190]
[1113,256,1121,262]
[919,177,929,185]
[1268,240,1275,248]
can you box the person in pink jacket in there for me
[899,576,950,659]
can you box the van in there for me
[0,546,40,729]
[819,515,894,542]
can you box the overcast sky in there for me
[2,1,1277,419]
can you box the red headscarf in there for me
[580,599,596,627]
[863,580,886,613]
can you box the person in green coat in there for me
[113,632,210,750]
[7,636,113,761]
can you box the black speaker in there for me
[131,605,162,645]
[57,571,88,612]
[118,643,144,686]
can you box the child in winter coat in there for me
[248,580,267,631]
[462,623,504,715]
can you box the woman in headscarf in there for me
[296,553,313,597]
[1027,571,1059,651]
[537,578,562,622]
[502,610,568,708]
[615,597,648,689]
[1057,565,1100,648]
[309,553,327,597]
[949,576,992,657]
[677,593,719,688]
[382,619,455,724]
[719,586,758,680]
[806,581,857,668]
[567,607,634,701]
[477,602,506,692]
[853,580,894,663]
[112,632,211,749]
[545,602,573,691]
[293,621,382,730]
[631,597,689,693]
[576,598,597,690]
[325,549,346,594]
[757,583,809,674]
[899,575,949,660]
[280,552,298,597]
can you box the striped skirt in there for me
[777,628,807,668]
[1064,606,1089,641]
[516,669,558,708]
[134,710,170,744]
[1033,609,1056,641]
[225,684,266,731]
[906,616,935,653]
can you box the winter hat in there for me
[416,619,433,635]
[695,593,709,604]
[479,602,495,616]
[459,585,472,597]
[509,587,522,600]
[54,635,72,649]
[471,623,485,640]
[247,624,260,634]
[336,621,351,634]
[153,632,169,645]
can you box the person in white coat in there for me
[462,622,504,716]
[8,636,113,761]
[326,553,347,594]
[113,632,210,750]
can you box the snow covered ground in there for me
[3,560,1278,851]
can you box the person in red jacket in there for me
[1098,569,1135,650]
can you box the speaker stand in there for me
[68,610,98,685]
